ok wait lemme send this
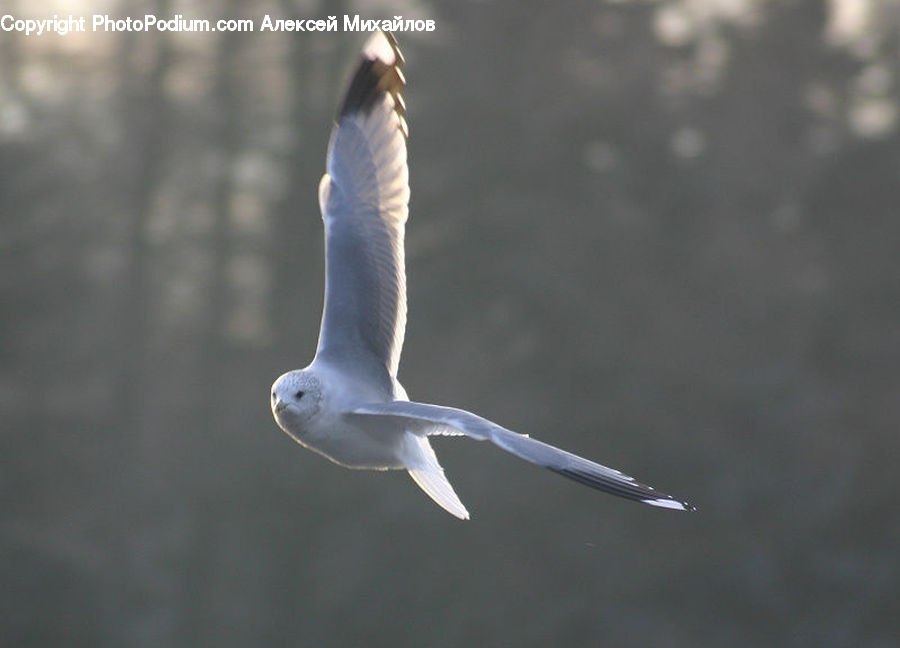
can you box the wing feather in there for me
[315,32,409,386]
[348,400,696,512]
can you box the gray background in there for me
[3,0,899,646]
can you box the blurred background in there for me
[3,0,899,646]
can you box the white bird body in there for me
[270,31,694,519]
[275,361,406,470]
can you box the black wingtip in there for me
[338,31,406,130]
[553,466,696,512]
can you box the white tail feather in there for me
[405,434,469,519]
[408,469,469,520]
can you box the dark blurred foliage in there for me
[2,0,899,646]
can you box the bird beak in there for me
[273,398,288,414]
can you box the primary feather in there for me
[350,400,696,512]
[315,32,409,391]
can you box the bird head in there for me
[270,369,323,434]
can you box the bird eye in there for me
[295,390,305,399]
[271,391,276,400]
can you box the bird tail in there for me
[405,434,469,520]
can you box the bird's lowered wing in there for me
[314,32,409,385]
[348,400,696,511]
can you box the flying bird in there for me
[270,31,695,519]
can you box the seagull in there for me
[270,31,695,519]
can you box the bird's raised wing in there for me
[348,401,696,511]
[314,32,409,386]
